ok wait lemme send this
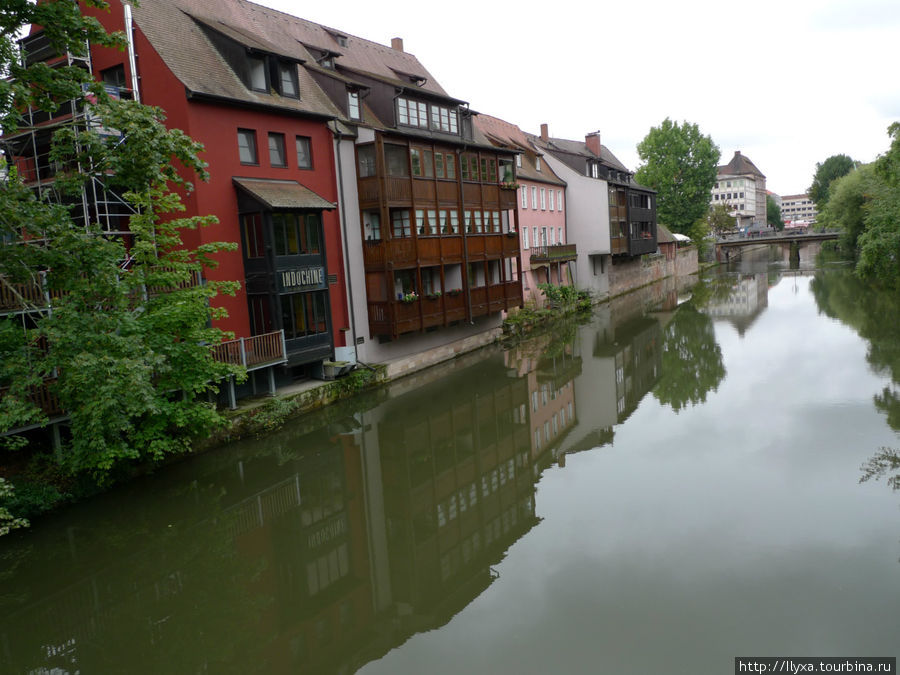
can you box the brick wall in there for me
[608,247,698,298]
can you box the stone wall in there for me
[609,247,698,298]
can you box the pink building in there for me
[474,115,575,306]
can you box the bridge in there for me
[715,230,839,262]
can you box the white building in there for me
[710,151,767,230]
[780,193,818,225]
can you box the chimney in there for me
[391,37,404,51]
[540,123,549,142]
[585,131,602,156]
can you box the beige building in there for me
[710,151,767,230]
[781,194,818,225]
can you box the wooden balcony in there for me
[365,280,521,339]
[529,244,577,263]
[0,377,63,418]
[210,330,287,371]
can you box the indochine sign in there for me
[278,266,326,293]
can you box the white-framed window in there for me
[347,90,360,119]
[591,163,599,178]
[548,189,554,211]
[558,227,563,243]
[533,227,538,249]
[557,190,563,211]
[549,227,555,245]
[540,188,546,210]
[531,186,537,209]
[516,154,522,168]
[535,156,541,171]
[541,227,547,246]
[523,226,530,249]
[521,185,528,209]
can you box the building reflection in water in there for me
[701,273,768,336]
[0,283,686,674]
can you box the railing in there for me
[529,244,577,262]
[1,274,49,312]
[211,330,286,370]
[0,377,63,417]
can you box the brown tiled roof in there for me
[233,177,336,209]
[718,151,765,179]
[473,114,566,186]
[132,0,451,118]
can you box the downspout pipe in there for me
[332,122,360,364]
[123,2,140,102]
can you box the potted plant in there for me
[426,290,442,300]
[400,291,418,303]
[447,288,462,297]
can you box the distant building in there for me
[780,194,818,225]
[711,151,767,230]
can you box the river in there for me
[1,247,898,673]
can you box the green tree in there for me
[706,203,736,237]
[808,153,857,210]
[1,1,241,478]
[635,118,720,236]
[818,163,879,251]
[766,194,784,231]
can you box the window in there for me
[591,163,599,178]
[548,189,554,211]
[523,226,530,249]
[248,56,266,91]
[101,64,127,90]
[444,154,456,179]
[549,227,555,245]
[430,105,458,133]
[385,144,408,177]
[391,210,411,238]
[532,227,538,248]
[272,213,321,255]
[516,154,522,168]
[241,213,265,259]
[535,156,541,171]
[480,158,497,183]
[296,136,312,169]
[540,188,546,210]
[279,62,298,98]
[521,185,528,209]
[281,291,328,340]
[541,227,547,246]
[397,97,428,128]
[357,144,375,177]
[237,129,258,164]
[268,132,286,167]
[410,148,423,176]
[557,190,562,211]
[363,210,381,240]
[347,90,360,119]
[531,186,537,209]
[558,227,562,243]
[248,294,273,336]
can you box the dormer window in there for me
[278,62,298,98]
[397,97,459,134]
[535,156,541,171]
[516,154,522,168]
[398,97,428,128]
[348,90,361,120]
[335,35,348,47]
[248,55,266,91]
[317,52,335,69]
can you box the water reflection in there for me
[3,266,898,673]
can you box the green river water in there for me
[1,247,898,674]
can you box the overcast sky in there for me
[256,0,899,196]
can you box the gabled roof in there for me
[472,114,565,186]
[718,151,765,179]
[534,134,630,174]
[131,0,453,117]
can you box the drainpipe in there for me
[332,123,360,364]
[123,2,141,102]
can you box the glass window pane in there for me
[268,133,286,167]
[305,214,321,253]
[296,136,312,169]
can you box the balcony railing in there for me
[0,377,64,418]
[210,330,287,371]
[529,244,577,263]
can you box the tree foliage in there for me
[818,163,879,251]
[808,154,857,210]
[706,203,736,237]
[766,194,784,231]
[1,1,241,479]
[635,118,720,235]
[652,302,725,412]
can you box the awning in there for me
[233,177,336,211]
